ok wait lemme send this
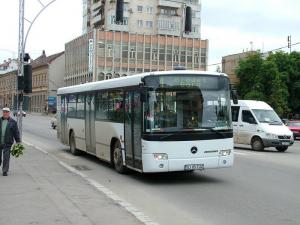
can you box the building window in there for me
[137,5,143,12]
[146,6,153,14]
[137,20,143,27]
[106,44,113,57]
[130,47,136,59]
[110,16,128,25]
[158,20,179,31]
[152,49,158,61]
[160,8,176,16]
[146,21,153,28]
[192,26,198,33]
[194,52,199,64]
[192,10,201,19]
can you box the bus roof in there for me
[57,70,227,95]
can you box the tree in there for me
[236,52,265,100]
[235,52,291,116]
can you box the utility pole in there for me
[17,0,25,139]
[287,35,292,53]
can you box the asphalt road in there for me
[21,114,300,225]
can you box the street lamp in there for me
[17,0,57,140]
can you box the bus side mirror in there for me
[231,89,238,104]
[139,83,147,102]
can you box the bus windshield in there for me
[144,75,232,133]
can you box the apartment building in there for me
[0,70,17,109]
[83,0,202,38]
[0,58,18,75]
[29,51,65,113]
[65,30,208,86]
[222,51,256,84]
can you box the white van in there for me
[231,100,294,152]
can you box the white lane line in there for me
[23,141,159,225]
[235,151,265,156]
[234,152,250,156]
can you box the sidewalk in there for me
[0,145,142,225]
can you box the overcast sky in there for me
[0,0,299,70]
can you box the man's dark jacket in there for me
[0,117,21,147]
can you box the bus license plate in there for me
[282,142,290,146]
[184,164,204,171]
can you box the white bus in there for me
[57,70,234,173]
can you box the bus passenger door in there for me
[60,96,67,144]
[85,94,96,154]
[124,91,142,170]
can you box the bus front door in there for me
[60,96,67,145]
[85,94,96,154]
[124,91,142,170]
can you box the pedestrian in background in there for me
[0,107,21,176]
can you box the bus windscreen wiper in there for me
[159,133,176,140]
[206,127,227,137]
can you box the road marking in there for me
[234,152,250,156]
[23,141,159,225]
[235,150,265,157]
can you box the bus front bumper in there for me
[142,154,234,173]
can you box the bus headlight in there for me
[153,153,168,160]
[219,149,231,156]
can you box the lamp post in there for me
[17,0,57,140]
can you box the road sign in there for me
[88,39,94,73]
[48,96,56,106]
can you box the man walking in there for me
[0,108,21,176]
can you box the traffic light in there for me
[18,75,24,91]
[185,6,192,33]
[115,0,124,24]
[23,64,32,93]
[23,53,30,62]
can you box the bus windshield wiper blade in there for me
[159,133,176,140]
[207,128,227,137]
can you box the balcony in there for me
[158,0,181,8]
[157,15,181,36]
[91,1,102,11]
[92,14,102,25]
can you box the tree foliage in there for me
[236,51,300,117]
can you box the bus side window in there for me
[76,95,85,118]
[95,92,108,120]
[231,106,240,122]
[67,95,76,117]
[108,90,124,123]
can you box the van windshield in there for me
[252,109,282,125]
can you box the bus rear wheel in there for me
[113,140,126,174]
[69,131,80,155]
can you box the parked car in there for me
[231,100,294,152]
[286,120,300,139]
[51,117,57,129]
[13,110,26,117]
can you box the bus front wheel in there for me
[69,131,80,155]
[113,140,126,174]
